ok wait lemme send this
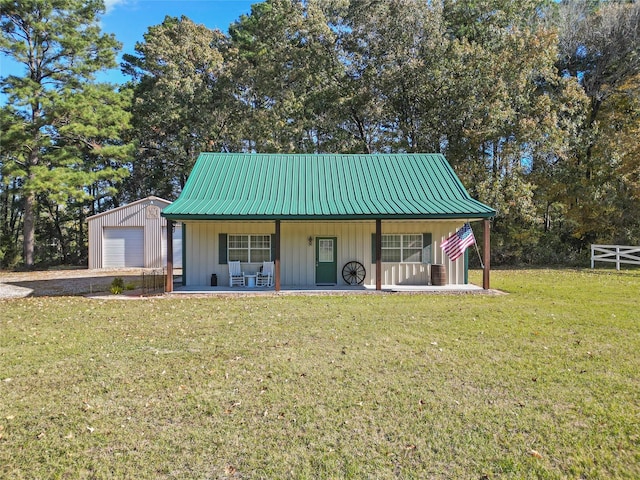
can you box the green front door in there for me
[316,237,337,284]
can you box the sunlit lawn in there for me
[1,269,638,479]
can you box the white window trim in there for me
[381,234,423,263]
[228,234,271,263]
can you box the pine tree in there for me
[1,0,132,266]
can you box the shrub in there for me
[110,277,125,295]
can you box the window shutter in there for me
[219,234,227,264]
[271,234,276,261]
[371,233,377,262]
[422,233,432,264]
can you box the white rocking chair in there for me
[228,261,245,287]
[256,261,274,287]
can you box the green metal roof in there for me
[162,153,496,220]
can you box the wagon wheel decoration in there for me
[342,261,366,285]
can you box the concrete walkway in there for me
[0,268,501,299]
[169,283,497,296]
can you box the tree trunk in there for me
[351,107,371,154]
[78,202,86,264]
[24,97,41,267]
[22,143,40,268]
[23,190,36,267]
[52,204,68,263]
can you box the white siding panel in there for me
[184,220,475,287]
[162,224,183,269]
[173,226,183,269]
[280,221,374,286]
[185,221,275,286]
[103,227,144,268]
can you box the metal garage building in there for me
[88,196,182,269]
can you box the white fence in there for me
[591,245,640,270]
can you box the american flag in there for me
[441,223,475,261]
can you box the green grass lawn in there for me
[1,269,638,479]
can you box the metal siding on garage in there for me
[87,196,174,269]
[103,227,144,268]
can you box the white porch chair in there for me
[228,261,245,287]
[256,261,274,287]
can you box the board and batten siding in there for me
[183,220,471,287]
[88,197,176,269]
[381,221,468,286]
[184,221,275,286]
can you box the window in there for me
[318,239,334,262]
[381,234,423,263]
[228,235,271,263]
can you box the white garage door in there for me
[103,227,144,268]
[162,225,182,268]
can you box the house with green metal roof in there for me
[161,153,495,292]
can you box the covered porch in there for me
[163,218,492,293]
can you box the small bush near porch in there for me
[1,269,638,479]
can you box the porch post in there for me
[376,219,382,291]
[165,220,174,293]
[483,218,490,290]
[275,219,281,291]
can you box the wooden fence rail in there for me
[591,245,640,270]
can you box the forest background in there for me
[1,0,639,269]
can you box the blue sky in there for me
[101,0,256,83]
[1,0,256,87]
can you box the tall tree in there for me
[229,0,342,153]
[554,0,640,246]
[327,0,400,153]
[0,0,131,266]
[122,16,231,200]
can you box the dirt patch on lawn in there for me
[0,268,175,299]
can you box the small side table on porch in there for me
[244,274,257,288]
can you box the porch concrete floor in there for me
[168,283,496,296]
